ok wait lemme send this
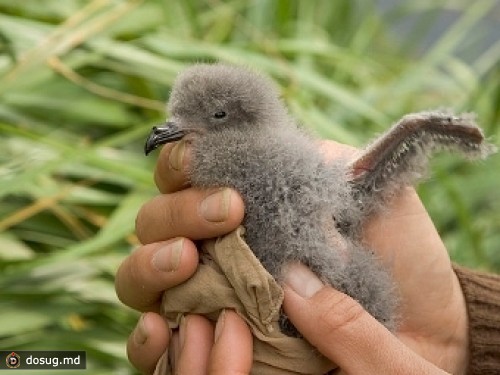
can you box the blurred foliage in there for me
[0,0,498,373]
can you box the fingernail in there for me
[200,189,231,222]
[283,263,324,298]
[168,139,187,171]
[214,310,226,343]
[178,315,187,350]
[152,239,184,272]
[133,314,148,345]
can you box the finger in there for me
[174,315,214,374]
[127,312,170,375]
[209,310,253,375]
[136,188,245,244]
[283,264,448,374]
[154,140,192,194]
[116,239,199,312]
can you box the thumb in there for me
[282,263,449,375]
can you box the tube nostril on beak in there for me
[144,122,186,155]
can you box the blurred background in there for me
[0,0,498,373]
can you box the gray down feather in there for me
[145,63,495,334]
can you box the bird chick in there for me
[145,63,495,333]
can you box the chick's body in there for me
[146,63,494,334]
[165,64,397,330]
[191,124,396,330]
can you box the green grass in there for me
[0,0,499,373]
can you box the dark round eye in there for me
[214,111,226,119]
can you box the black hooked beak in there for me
[144,121,186,155]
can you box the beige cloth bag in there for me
[153,226,334,374]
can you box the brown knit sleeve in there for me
[453,264,500,375]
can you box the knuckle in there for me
[115,254,141,306]
[155,143,187,193]
[153,164,166,192]
[115,247,145,307]
[115,245,166,311]
[135,204,149,242]
[317,291,366,335]
[160,195,179,234]
[209,367,249,375]
[136,194,182,244]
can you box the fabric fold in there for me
[157,226,334,374]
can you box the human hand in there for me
[298,140,468,374]
[115,140,246,373]
[360,186,468,375]
[115,139,244,313]
[126,309,253,374]
[118,139,468,374]
[282,263,451,374]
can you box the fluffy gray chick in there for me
[145,63,494,333]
